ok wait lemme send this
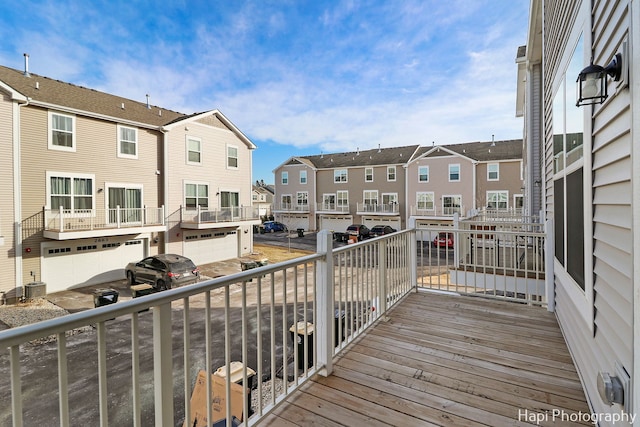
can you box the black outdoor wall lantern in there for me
[576,53,622,106]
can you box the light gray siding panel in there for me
[0,92,16,294]
[592,181,632,205]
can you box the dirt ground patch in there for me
[247,244,313,264]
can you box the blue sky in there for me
[0,1,528,183]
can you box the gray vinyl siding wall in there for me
[530,64,543,216]
[544,0,633,419]
[0,92,16,294]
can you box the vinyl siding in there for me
[543,0,634,420]
[0,91,16,294]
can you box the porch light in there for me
[576,53,622,106]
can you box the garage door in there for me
[278,214,309,231]
[42,237,145,293]
[319,216,353,233]
[362,216,401,231]
[183,230,238,266]
[415,220,453,241]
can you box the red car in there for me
[433,232,454,248]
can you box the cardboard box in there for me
[184,370,246,427]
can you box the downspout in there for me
[472,161,478,214]
[160,127,169,256]
[14,97,30,295]
[403,164,409,229]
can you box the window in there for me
[487,163,499,181]
[387,166,396,182]
[252,194,258,201]
[448,164,460,182]
[185,183,208,209]
[553,33,585,291]
[281,194,292,209]
[337,191,348,209]
[322,194,335,210]
[363,190,378,205]
[220,192,239,215]
[187,137,202,164]
[382,193,397,205]
[297,191,308,207]
[416,192,434,210]
[334,169,348,183]
[281,171,288,185]
[107,184,142,223]
[48,172,94,211]
[442,195,462,215]
[227,145,238,168]
[118,125,138,158]
[487,191,508,210]
[418,166,429,182]
[300,170,307,184]
[514,194,524,209]
[49,112,75,151]
[365,168,373,182]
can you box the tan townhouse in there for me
[407,139,524,229]
[274,145,420,233]
[0,62,256,299]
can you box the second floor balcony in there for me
[411,204,466,218]
[272,203,310,213]
[43,206,166,240]
[180,205,260,229]
[315,202,350,214]
[356,202,399,215]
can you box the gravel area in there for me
[0,298,68,328]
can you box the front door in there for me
[109,187,142,223]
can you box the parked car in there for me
[433,232,454,248]
[369,225,397,237]
[126,254,200,290]
[346,224,370,241]
[263,221,288,232]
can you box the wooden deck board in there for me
[256,291,590,426]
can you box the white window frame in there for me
[117,125,138,159]
[487,163,499,181]
[184,181,209,209]
[363,190,378,205]
[186,136,202,165]
[281,194,292,209]
[46,171,95,212]
[416,192,434,210]
[296,191,308,207]
[336,190,349,208]
[418,166,429,183]
[365,167,373,182]
[442,195,462,215]
[227,144,238,169]
[334,169,348,183]
[382,193,397,205]
[300,170,307,184]
[448,164,460,182]
[281,171,289,185]
[48,111,76,152]
[486,191,508,210]
[514,194,524,209]
[387,166,396,182]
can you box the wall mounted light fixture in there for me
[576,53,622,106]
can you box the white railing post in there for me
[116,205,121,228]
[453,213,460,268]
[378,239,388,315]
[196,205,201,224]
[545,219,555,312]
[59,205,64,232]
[161,205,165,225]
[409,229,417,291]
[315,230,334,376]
[153,303,174,425]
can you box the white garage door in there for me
[42,237,145,293]
[319,216,353,233]
[183,230,238,266]
[415,220,453,241]
[278,214,309,231]
[363,216,401,231]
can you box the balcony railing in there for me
[44,206,165,232]
[315,202,350,213]
[181,205,260,225]
[410,205,466,217]
[271,203,310,213]
[356,203,399,215]
[0,230,414,426]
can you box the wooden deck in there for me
[257,291,590,426]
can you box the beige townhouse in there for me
[0,62,256,299]
[407,139,523,229]
[274,145,420,232]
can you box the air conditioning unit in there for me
[25,281,47,299]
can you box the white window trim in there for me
[116,125,138,159]
[334,169,348,183]
[382,192,398,203]
[416,191,435,210]
[281,171,289,185]
[448,164,461,182]
[365,167,374,182]
[486,190,509,209]
[183,180,209,209]
[487,163,499,181]
[513,194,523,208]
[442,194,462,213]
[387,166,396,182]
[300,170,307,184]
[296,191,309,205]
[418,165,429,183]
[186,136,202,166]
[226,144,239,169]
[363,190,378,204]
[48,111,76,152]
[46,171,95,211]
[336,190,349,207]
[281,194,292,207]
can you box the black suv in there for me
[126,254,200,290]
[346,224,370,241]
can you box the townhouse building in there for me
[274,145,420,232]
[252,181,274,218]
[519,0,640,420]
[0,62,257,299]
[407,139,524,229]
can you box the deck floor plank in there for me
[256,291,590,426]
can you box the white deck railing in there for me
[0,230,415,427]
[44,206,165,232]
[181,205,260,224]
